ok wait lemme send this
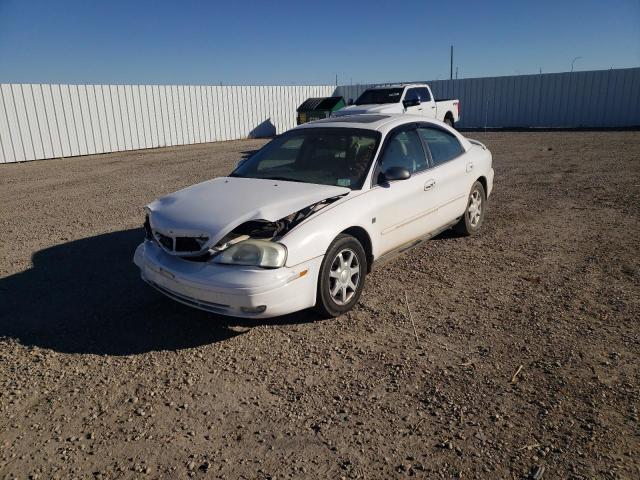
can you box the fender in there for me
[280,191,381,267]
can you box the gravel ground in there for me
[1,132,639,479]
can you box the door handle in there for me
[431,106,436,109]
[424,179,436,191]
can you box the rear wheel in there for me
[315,234,367,317]
[454,181,486,236]
[444,115,455,128]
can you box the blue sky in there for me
[0,0,638,85]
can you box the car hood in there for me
[335,104,403,115]
[147,177,350,245]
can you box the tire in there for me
[444,115,454,128]
[315,234,367,317]
[454,181,486,236]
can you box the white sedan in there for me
[134,114,494,318]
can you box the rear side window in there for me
[355,88,403,105]
[418,127,464,166]
[416,88,431,102]
[378,129,428,174]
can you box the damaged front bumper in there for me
[133,240,322,318]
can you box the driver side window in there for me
[404,88,419,102]
[378,129,428,176]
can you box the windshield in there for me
[355,88,404,105]
[231,128,380,190]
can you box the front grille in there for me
[156,232,174,251]
[176,236,206,252]
[152,229,209,256]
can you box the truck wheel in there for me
[444,115,454,128]
[315,234,367,318]
[454,181,486,236]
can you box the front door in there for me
[416,87,437,119]
[403,88,423,115]
[369,126,441,255]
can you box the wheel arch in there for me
[340,226,374,273]
[476,175,488,196]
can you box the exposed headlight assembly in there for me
[213,240,287,268]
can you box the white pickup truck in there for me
[335,83,460,127]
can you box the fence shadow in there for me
[249,118,276,138]
[0,229,319,356]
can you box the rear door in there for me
[416,125,469,225]
[368,125,441,254]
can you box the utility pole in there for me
[571,56,582,72]
[450,45,454,80]
[455,66,458,79]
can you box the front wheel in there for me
[454,181,486,236]
[315,234,367,317]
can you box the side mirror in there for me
[379,166,411,184]
[348,98,354,105]
[403,98,421,108]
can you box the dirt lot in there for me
[1,131,639,479]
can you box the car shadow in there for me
[431,229,461,241]
[240,149,260,158]
[0,229,320,356]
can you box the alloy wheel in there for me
[468,189,482,227]
[328,248,360,305]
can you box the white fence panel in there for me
[31,84,53,159]
[77,85,95,155]
[92,85,109,153]
[3,72,638,164]
[335,67,640,129]
[103,85,116,151]
[0,82,334,162]
[22,84,44,160]
[59,85,78,156]
[0,86,14,163]
[3,84,25,162]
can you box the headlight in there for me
[214,240,287,268]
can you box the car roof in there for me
[294,114,472,150]
[294,114,431,134]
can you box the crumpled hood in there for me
[147,177,350,245]
[335,103,403,116]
